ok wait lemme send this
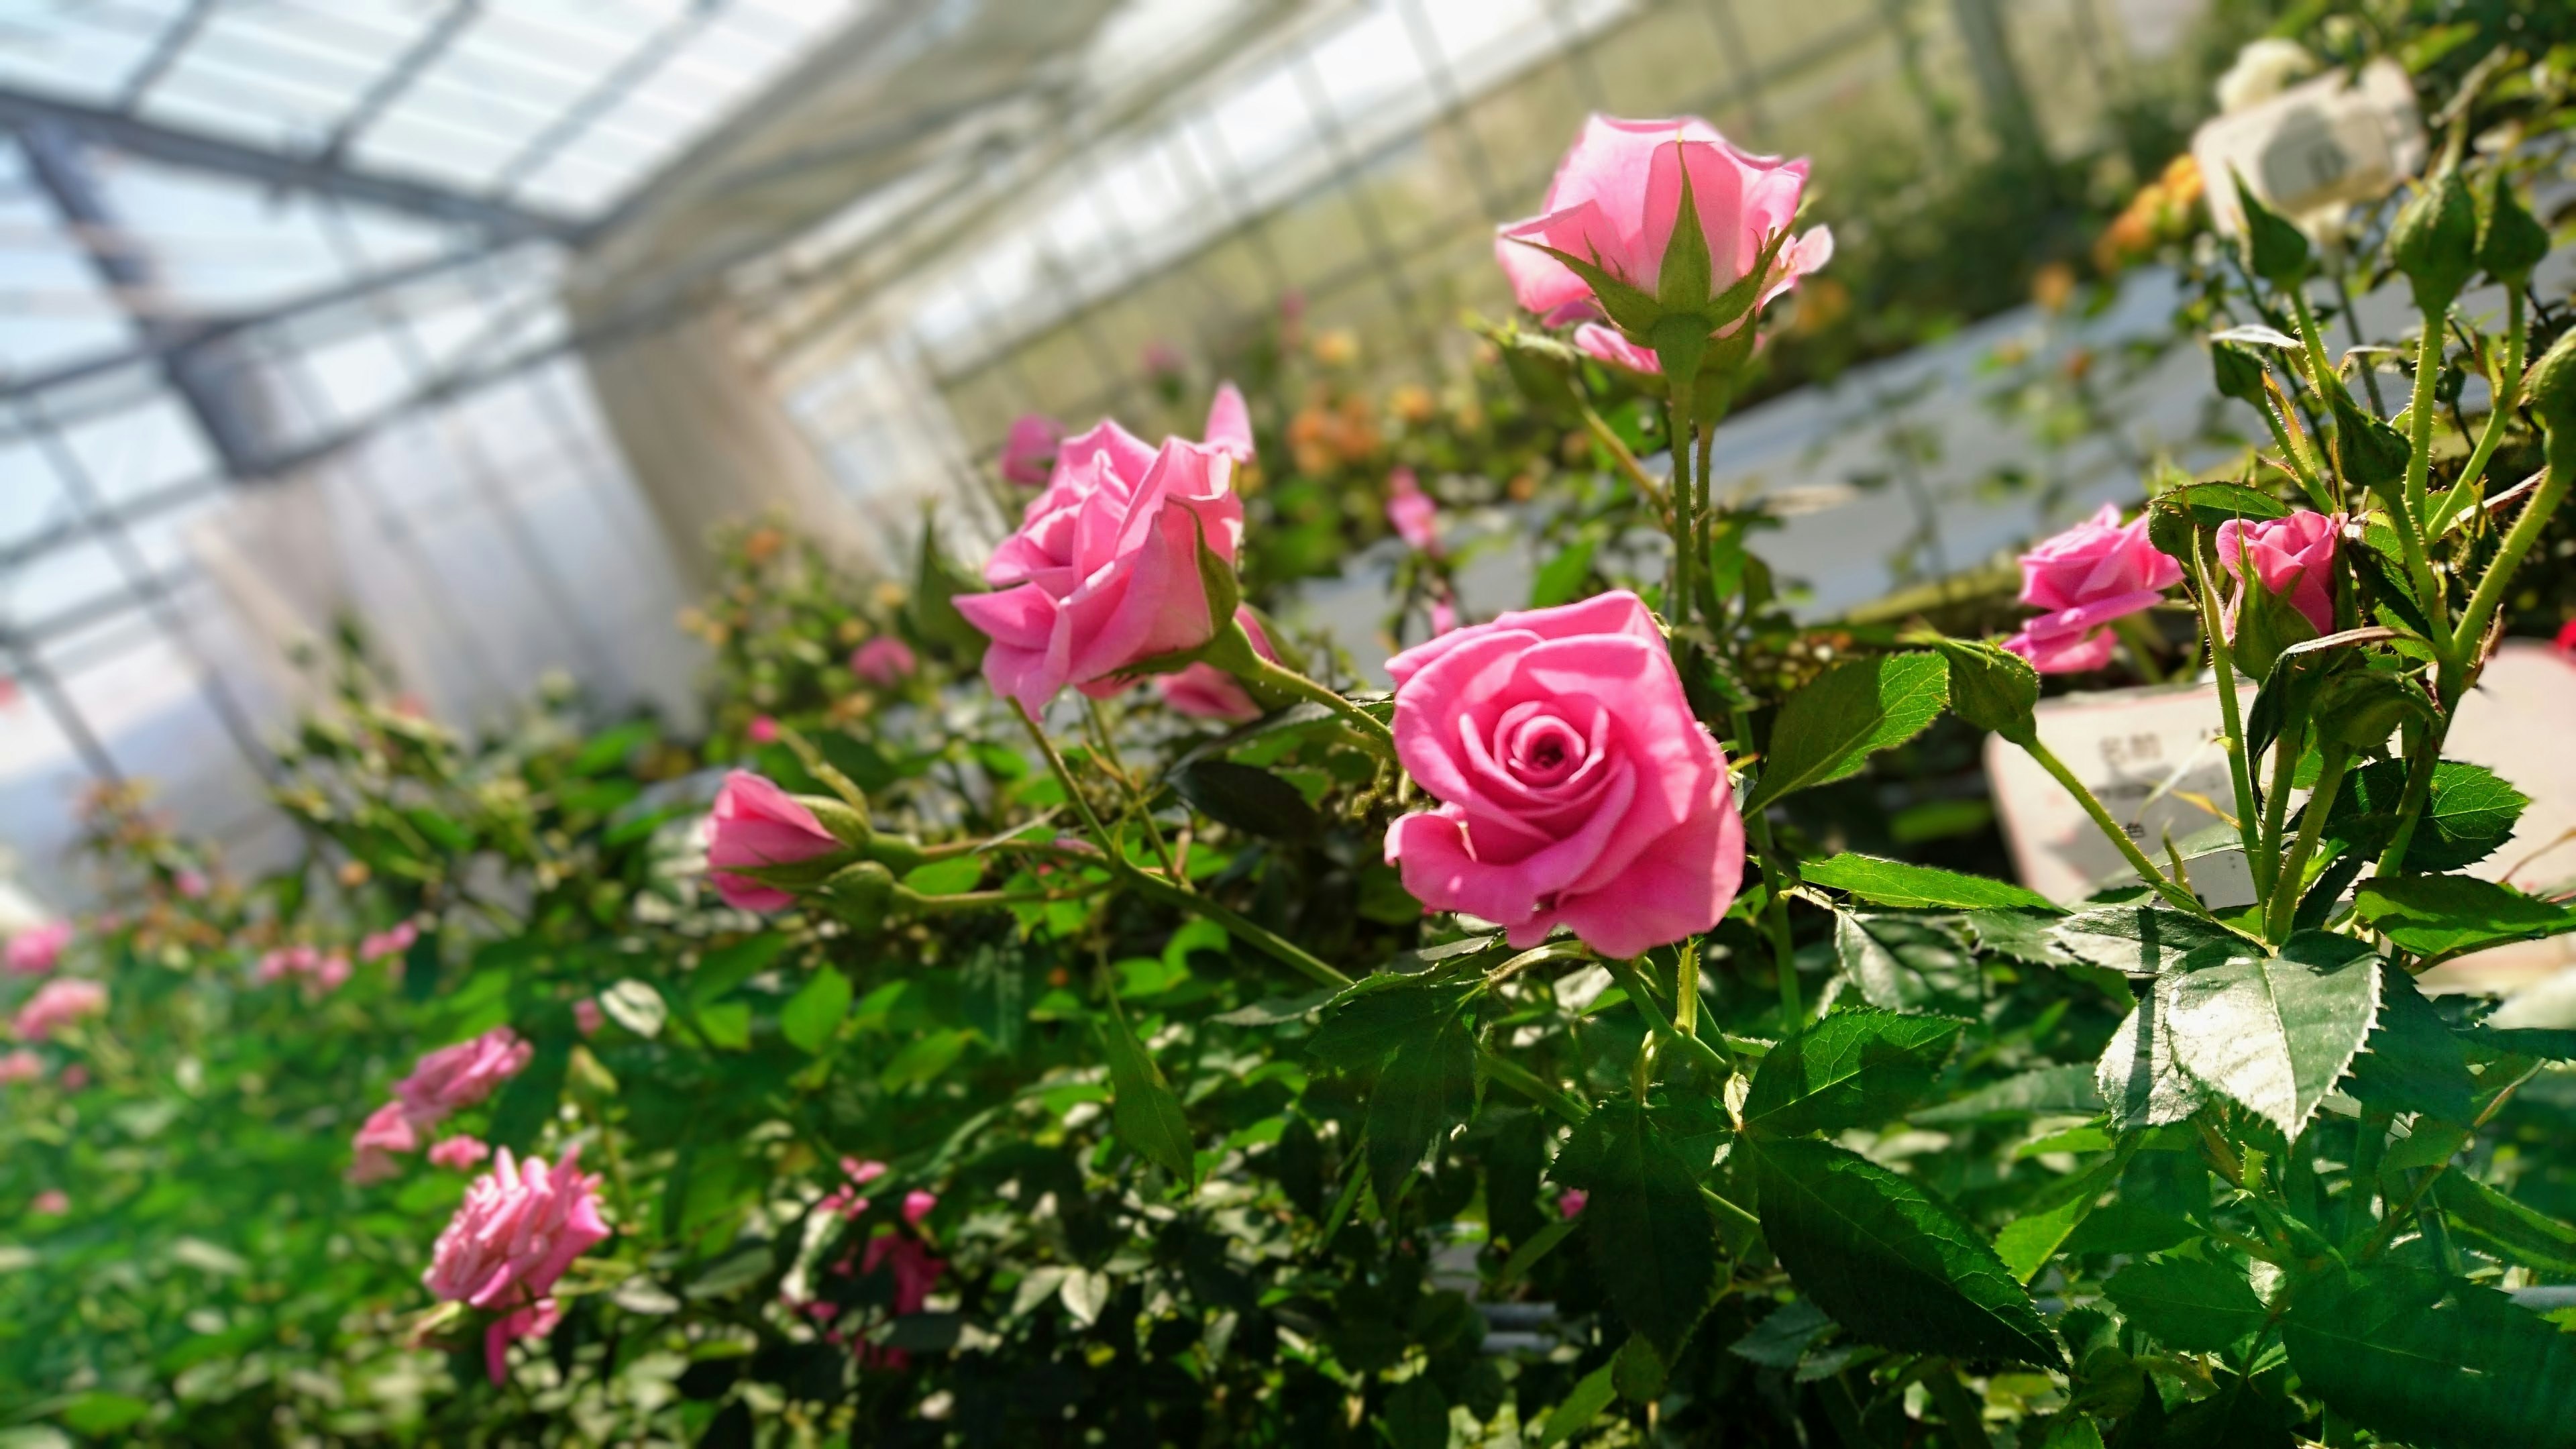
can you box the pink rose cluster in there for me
[12,979,104,1042]
[954,386,1254,714]
[358,920,419,965]
[851,636,917,687]
[1381,592,1746,959]
[254,944,351,996]
[423,1146,610,1383]
[704,770,846,913]
[2003,503,2183,674]
[5,920,71,976]
[1497,114,1832,339]
[348,1026,533,1183]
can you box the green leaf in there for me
[2096,991,2205,1131]
[1923,635,2039,747]
[1913,1065,2104,1126]
[570,720,657,777]
[1995,1151,2126,1283]
[1834,912,1980,1014]
[2412,763,2528,871]
[2345,966,2473,1122]
[2102,1254,2268,1352]
[1613,1332,1668,1403]
[2040,1420,2106,1449]
[690,933,791,1008]
[1364,1012,1477,1208]
[2159,480,2293,533]
[1740,1136,2061,1366]
[2284,1268,2576,1449]
[1099,999,1196,1185]
[2051,906,2252,977]
[1529,529,1602,608]
[1306,974,1477,1073]
[1379,1377,1449,1449]
[879,1029,968,1089]
[2353,875,2576,961]
[779,967,853,1055]
[1561,1102,1721,1360]
[908,520,990,663]
[1741,1008,1964,1137]
[1802,853,2061,912]
[1744,653,1949,812]
[1530,1360,1618,1448]
[901,855,983,897]
[1171,759,1322,842]
[696,1000,753,1051]
[2435,1175,2576,1276]
[56,1393,150,1436]
[486,1036,572,1152]
[2159,931,2381,1137]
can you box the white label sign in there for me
[2194,58,2425,239]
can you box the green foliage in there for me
[1743,652,1949,810]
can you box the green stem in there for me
[1579,402,1667,511]
[2022,737,2211,919]
[2428,290,2524,537]
[2371,711,2445,879]
[2189,536,2265,873]
[2402,308,2445,523]
[1607,957,1731,1083]
[1693,411,1717,619]
[1668,380,1697,631]
[1726,706,1805,1026]
[2332,264,2388,417]
[1925,1364,1996,1449]
[2266,743,2352,943]
[1479,1044,1589,1124]
[1013,701,1352,989]
[1212,619,1395,759]
[2453,457,2569,663]
[2110,612,2169,684]
[2258,382,2334,513]
[2257,726,2299,898]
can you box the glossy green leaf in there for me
[2435,1175,2576,1276]
[2344,966,2473,1122]
[1924,635,2039,747]
[690,934,791,1008]
[1741,1007,1962,1137]
[1364,1012,1476,1208]
[1914,1065,2103,1125]
[1743,653,1949,812]
[2096,991,2205,1131]
[1099,1000,1196,1186]
[2102,1254,2268,1352]
[2283,1269,2576,1449]
[1740,1136,2061,1366]
[2051,906,2252,977]
[696,1001,753,1051]
[2159,932,2380,1137]
[1560,1102,1721,1359]
[2353,874,2576,960]
[1530,1360,1617,1448]
[1305,974,1476,1073]
[1172,759,1321,842]
[1834,911,1981,1013]
[1801,853,2061,912]
[1994,1150,2125,1283]
[778,967,853,1055]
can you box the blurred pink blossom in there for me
[394,1026,533,1124]
[429,1135,492,1171]
[1157,608,1278,724]
[1387,468,1443,556]
[423,1146,610,1383]
[57,1063,87,1091]
[1558,1189,1589,1218]
[30,1189,66,1216]
[176,869,209,900]
[902,1189,937,1226]
[1573,323,1662,375]
[573,998,603,1036]
[852,637,918,687]
[0,1050,40,1085]
[747,714,782,745]
[12,979,103,1040]
[1000,414,1066,486]
[5,920,70,977]
[359,921,419,965]
[349,1101,419,1184]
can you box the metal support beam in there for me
[0,85,582,241]
[315,1,480,171]
[117,0,217,111]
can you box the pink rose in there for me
[846,1158,890,1185]
[818,1157,890,1219]
[1430,598,1458,637]
[313,954,351,993]
[1558,1189,1589,1218]
[953,399,1247,714]
[394,1026,533,1124]
[1000,413,1065,486]
[359,920,419,965]
[1387,468,1443,556]
[176,869,209,900]
[573,998,603,1037]
[254,945,307,985]
[429,1135,493,1171]
[705,770,847,912]
[1382,592,1746,958]
[424,1146,610,1383]
[2216,510,2341,638]
[1497,115,1833,331]
[12,979,103,1040]
[5,920,70,977]
[350,1099,419,1184]
[57,1065,85,1091]
[1202,382,1254,463]
[2002,503,2183,674]
[1158,608,1279,724]
[1574,323,1662,375]
[851,637,918,687]
[0,1050,40,1085]
[853,1233,948,1369]
[483,1300,562,1386]
[901,1189,937,1226]
[747,714,781,745]
[31,1189,66,1216]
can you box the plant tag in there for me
[2194,59,2424,239]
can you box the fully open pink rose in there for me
[394,1026,533,1124]
[953,397,1246,714]
[706,770,844,912]
[12,978,103,1041]
[2217,510,2341,637]
[424,1146,610,1383]
[1383,592,1745,957]
[1387,468,1443,556]
[851,637,917,687]
[999,413,1065,486]
[1574,323,1662,375]
[2002,503,2183,674]
[1159,608,1279,723]
[5,920,70,976]
[1497,115,1833,331]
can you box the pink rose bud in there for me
[429,1135,493,1171]
[2001,503,2184,674]
[851,637,918,687]
[11,978,104,1040]
[845,1158,890,1186]
[901,1189,937,1226]
[314,954,351,993]
[573,998,603,1036]
[31,1189,67,1216]
[1383,592,1746,958]
[704,770,847,912]
[1430,597,1459,637]
[393,1026,534,1126]
[999,413,1066,486]
[1497,115,1833,333]
[1159,608,1279,724]
[1558,1189,1589,1218]
[176,869,209,900]
[5,920,70,977]
[0,1049,41,1085]
[1387,468,1444,556]
[1141,340,1183,378]
[359,920,420,965]
[953,416,1246,714]
[57,1063,87,1091]
[2216,509,2341,638]
[424,1147,609,1383]
[1573,323,1662,375]
[1202,382,1255,464]
[747,714,782,745]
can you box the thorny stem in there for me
[1082,698,1179,879]
[1212,619,1396,759]
[2429,290,2526,536]
[1668,380,1697,632]
[2189,535,2265,875]
[2258,726,2299,897]
[2021,737,2213,920]
[1728,706,1807,1026]
[1479,1044,1589,1124]
[2266,743,2352,944]
[1580,402,1667,512]
[1607,957,1731,1083]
